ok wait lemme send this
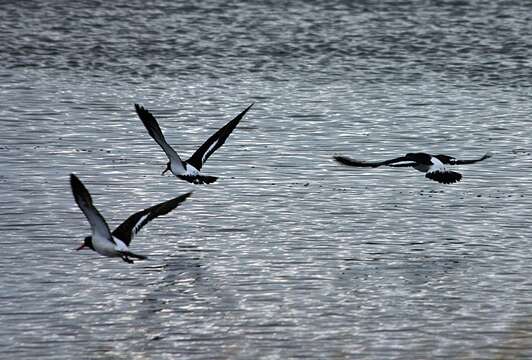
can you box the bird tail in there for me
[122,251,148,260]
[178,175,218,184]
[425,170,462,184]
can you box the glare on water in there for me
[1,1,532,359]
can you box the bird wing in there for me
[450,152,492,165]
[334,155,409,168]
[387,162,417,168]
[186,103,253,171]
[70,174,114,243]
[112,192,192,245]
[135,104,183,164]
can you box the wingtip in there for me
[333,155,354,165]
[241,102,254,115]
[170,191,193,204]
[70,173,81,186]
[235,103,254,117]
[69,173,93,205]
[333,155,345,163]
[134,103,143,113]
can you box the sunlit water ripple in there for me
[1,1,532,359]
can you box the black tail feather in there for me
[425,170,462,184]
[122,251,148,260]
[178,175,218,185]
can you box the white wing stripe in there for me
[202,140,219,164]
[133,213,150,237]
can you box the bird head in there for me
[76,236,94,251]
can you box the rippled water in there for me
[1,1,532,359]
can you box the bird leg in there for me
[121,256,134,264]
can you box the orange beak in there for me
[76,244,87,251]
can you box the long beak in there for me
[76,244,87,251]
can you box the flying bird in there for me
[334,152,491,184]
[135,103,253,184]
[70,174,191,263]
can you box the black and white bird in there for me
[135,103,253,184]
[334,152,492,184]
[70,174,191,263]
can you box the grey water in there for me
[1,0,532,359]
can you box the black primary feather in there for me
[186,103,253,171]
[112,192,192,245]
[437,152,492,165]
[334,155,409,168]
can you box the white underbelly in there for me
[92,235,128,257]
[185,163,200,176]
[170,161,186,175]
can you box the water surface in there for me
[1,1,532,359]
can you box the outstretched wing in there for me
[112,192,192,245]
[334,155,409,168]
[388,162,417,168]
[447,152,492,165]
[186,103,253,171]
[70,174,113,241]
[135,104,183,164]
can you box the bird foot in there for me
[121,256,134,264]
